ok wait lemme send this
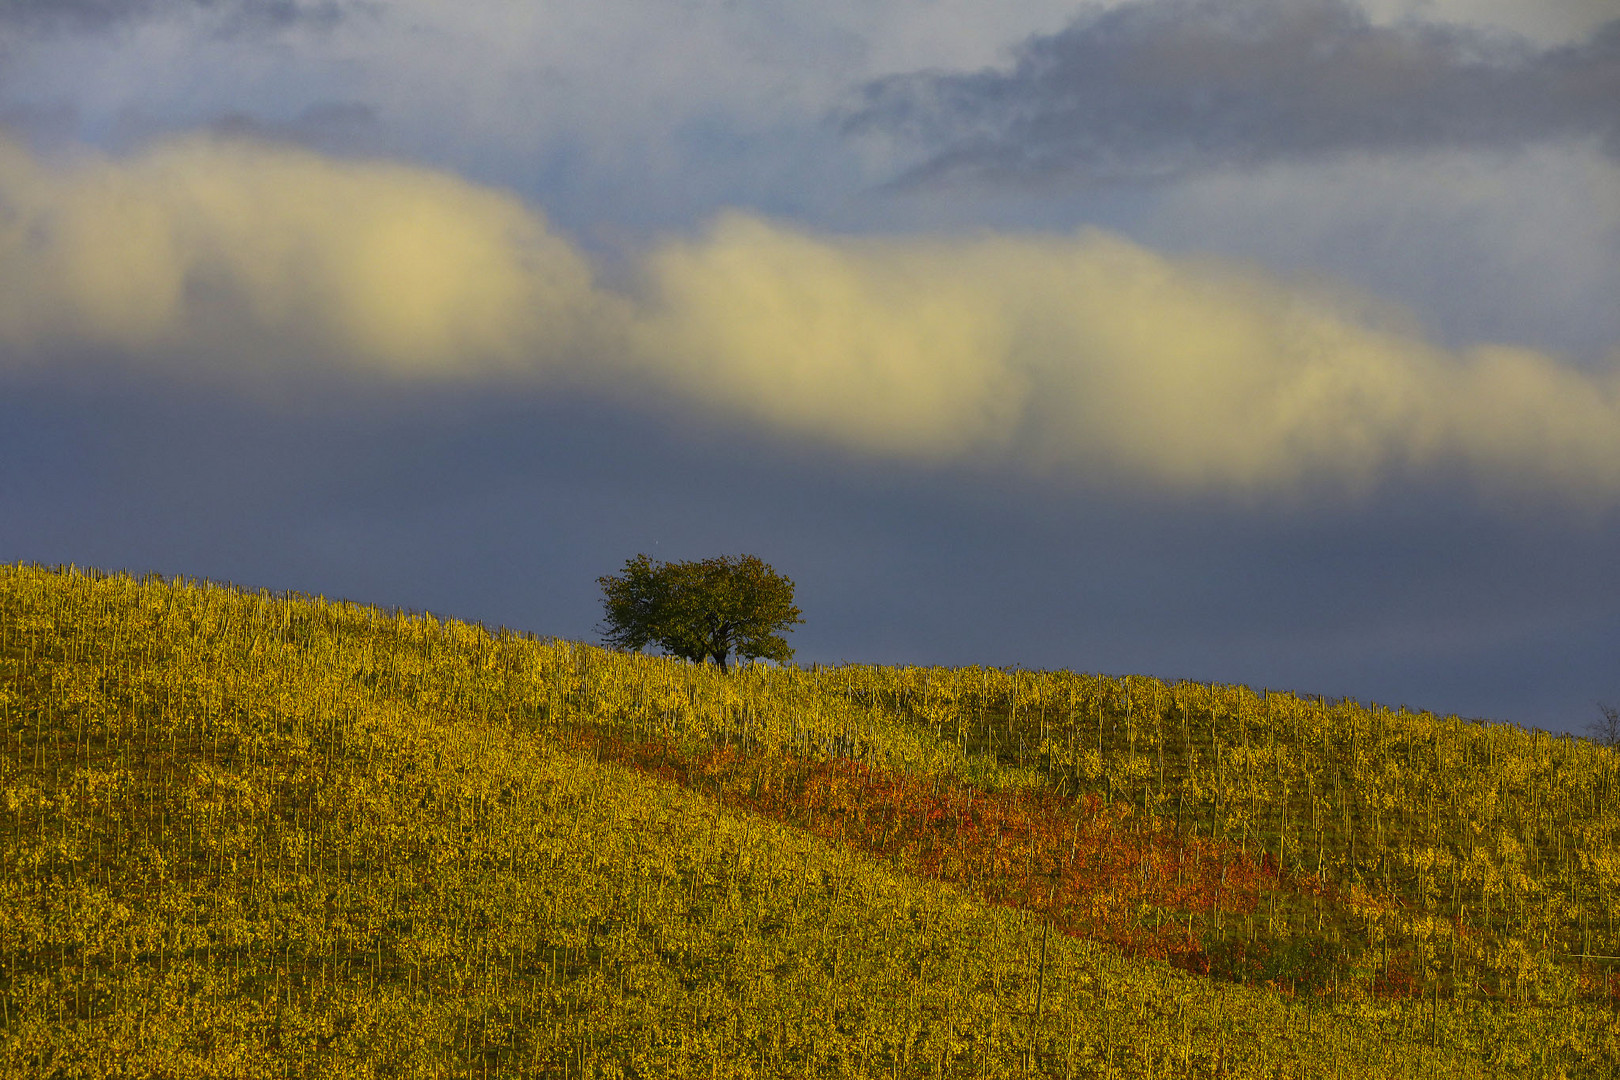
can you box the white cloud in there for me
[0,135,609,381]
[632,213,1620,500]
[6,0,1613,353]
[4,135,1617,504]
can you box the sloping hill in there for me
[1,563,1614,1077]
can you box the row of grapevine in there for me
[2,562,1616,1076]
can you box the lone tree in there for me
[597,553,802,672]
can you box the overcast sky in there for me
[2,0,1615,734]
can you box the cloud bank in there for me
[3,134,1618,501]
[633,215,1620,497]
[848,0,1620,185]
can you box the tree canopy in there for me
[597,553,802,672]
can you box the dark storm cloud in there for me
[848,0,1620,186]
[1,374,1615,735]
[0,0,344,36]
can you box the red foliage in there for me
[566,728,1318,974]
[1576,966,1620,1001]
[558,727,1540,1002]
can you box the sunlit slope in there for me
[837,664,1620,1000]
[1,563,1616,1078]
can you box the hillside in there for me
[1,562,1615,1077]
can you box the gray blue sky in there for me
[1,0,1615,733]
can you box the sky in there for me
[1,0,1616,734]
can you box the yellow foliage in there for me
[1,562,1617,1077]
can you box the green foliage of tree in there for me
[597,553,802,672]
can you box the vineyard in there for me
[1,561,1616,1077]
